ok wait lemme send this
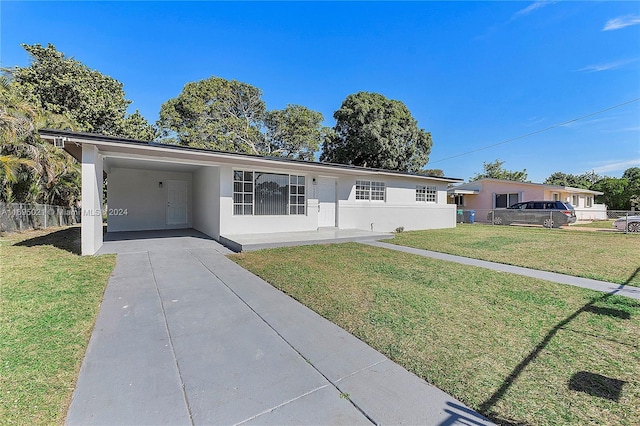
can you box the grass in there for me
[0,226,115,425]
[573,220,616,229]
[231,243,640,425]
[391,224,640,286]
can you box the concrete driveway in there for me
[68,231,491,425]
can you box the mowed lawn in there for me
[1,227,115,425]
[231,242,640,425]
[391,224,640,286]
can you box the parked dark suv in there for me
[488,201,577,228]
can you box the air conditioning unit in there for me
[53,137,66,148]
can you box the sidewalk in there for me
[67,237,492,425]
[364,241,640,300]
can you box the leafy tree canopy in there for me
[592,177,630,210]
[158,76,266,153]
[543,171,598,189]
[121,110,158,141]
[7,43,155,140]
[264,104,327,161]
[470,159,528,182]
[417,168,445,177]
[320,92,433,173]
[0,75,80,205]
[158,77,327,159]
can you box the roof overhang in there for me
[447,189,479,195]
[39,129,464,183]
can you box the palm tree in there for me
[0,74,79,205]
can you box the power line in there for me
[428,97,640,164]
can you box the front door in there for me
[167,180,187,226]
[318,178,336,227]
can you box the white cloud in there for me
[577,58,637,72]
[512,1,554,20]
[592,159,640,174]
[603,15,640,31]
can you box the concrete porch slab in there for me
[220,227,394,252]
[97,229,234,255]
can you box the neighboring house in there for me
[448,178,606,222]
[40,130,462,255]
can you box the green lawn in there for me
[231,243,640,426]
[391,224,640,286]
[0,227,115,425]
[572,220,616,229]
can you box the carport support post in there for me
[81,144,104,255]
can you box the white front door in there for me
[167,180,187,226]
[318,178,336,227]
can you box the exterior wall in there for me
[81,144,103,255]
[459,181,544,211]
[218,165,320,235]
[217,166,457,236]
[454,181,607,222]
[107,167,193,232]
[574,206,607,220]
[192,166,221,239]
[337,175,455,231]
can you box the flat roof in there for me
[39,129,463,183]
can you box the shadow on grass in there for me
[568,371,626,402]
[14,226,81,255]
[478,279,639,423]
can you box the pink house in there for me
[448,179,607,222]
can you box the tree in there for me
[158,76,266,153]
[0,74,80,205]
[592,177,630,210]
[622,167,640,208]
[320,92,432,173]
[121,110,158,141]
[264,105,326,161]
[418,169,445,177]
[470,159,528,182]
[8,44,124,134]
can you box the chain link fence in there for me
[455,208,638,233]
[0,202,80,232]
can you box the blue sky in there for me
[2,1,639,182]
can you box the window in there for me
[495,193,519,208]
[289,175,306,215]
[356,180,385,201]
[233,170,305,215]
[454,194,465,206]
[586,196,593,208]
[233,171,254,215]
[572,195,579,207]
[416,185,437,203]
[355,180,370,200]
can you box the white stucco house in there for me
[40,130,462,255]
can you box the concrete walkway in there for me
[68,236,492,425]
[364,241,640,300]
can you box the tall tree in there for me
[418,169,445,177]
[320,92,432,173]
[121,110,158,141]
[158,76,266,153]
[470,159,528,182]
[264,104,326,161]
[7,43,156,140]
[9,44,126,134]
[622,167,640,208]
[0,75,79,205]
[592,177,630,210]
